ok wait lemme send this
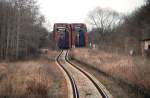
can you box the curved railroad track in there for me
[56,50,112,98]
[56,50,79,98]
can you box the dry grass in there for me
[0,50,67,98]
[70,48,150,91]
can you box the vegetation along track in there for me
[56,50,112,98]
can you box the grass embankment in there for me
[0,50,67,98]
[70,48,150,97]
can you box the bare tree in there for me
[88,7,123,51]
[88,8,122,34]
[0,0,49,60]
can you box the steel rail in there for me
[56,50,79,98]
[65,50,111,98]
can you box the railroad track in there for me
[56,50,79,98]
[56,50,112,98]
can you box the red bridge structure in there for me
[53,23,88,49]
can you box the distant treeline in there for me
[89,0,150,55]
[0,0,50,60]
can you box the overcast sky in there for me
[37,0,145,27]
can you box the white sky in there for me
[37,0,145,28]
